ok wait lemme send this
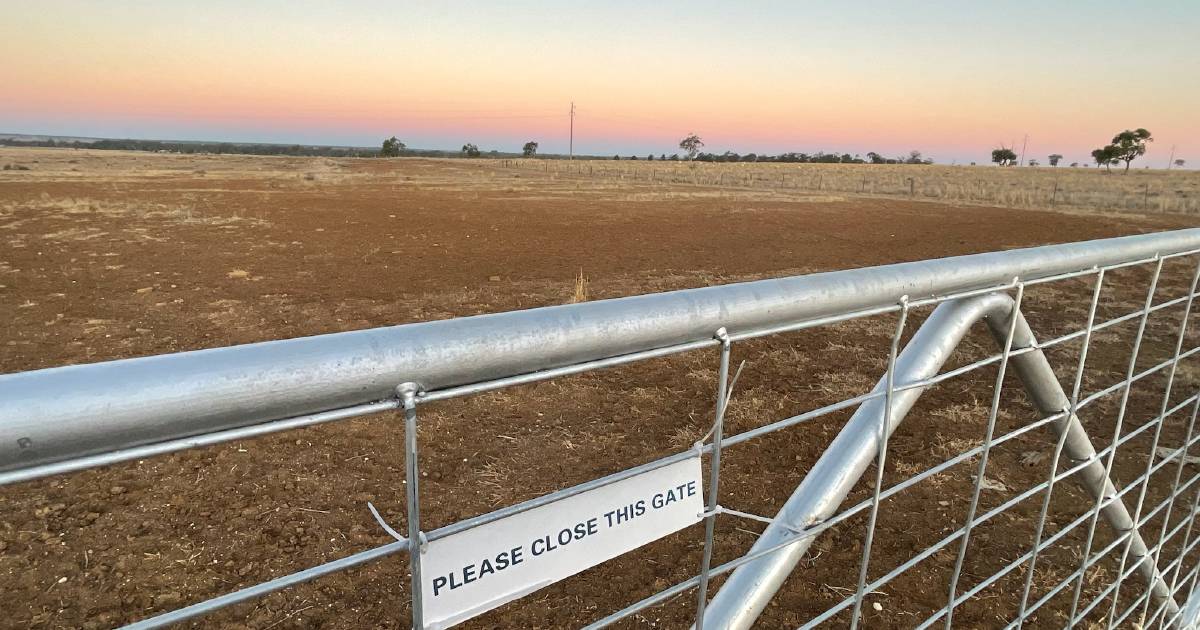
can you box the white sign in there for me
[420,456,703,629]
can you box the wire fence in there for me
[4,231,1200,628]
[492,159,1200,214]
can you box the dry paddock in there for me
[2,148,1200,629]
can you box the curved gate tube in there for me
[699,292,1181,629]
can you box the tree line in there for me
[599,150,931,164]
[1,137,382,157]
[991,128,1177,172]
[666,133,932,164]
[0,135,503,159]
[394,129,1184,170]
[390,132,934,165]
[5,130,1177,169]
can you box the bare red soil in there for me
[2,150,1198,629]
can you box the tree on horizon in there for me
[1092,146,1119,172]
[1108,128,1152,172]
[992,147,1017,166]
[380,136,405,157]
[679,133,704,160]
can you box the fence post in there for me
[695,328,732,630]
[398,382,425,629]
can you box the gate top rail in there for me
[3,228,1200,478]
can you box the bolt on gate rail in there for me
[5,229,1200,628]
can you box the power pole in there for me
[1167,145,1177,170]
[569,102,575,161]
[1019,134,1028,167]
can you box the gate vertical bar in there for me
[695,328,732,630]
[1111,256,1200,627]
[399,383,425,629]
[944,281,1024,628]
[1068,257,1164,625]
[1015,268,1106,627]
[849,297,910,629]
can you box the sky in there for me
[1,1,1197,166]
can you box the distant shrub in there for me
[381,136,405,157]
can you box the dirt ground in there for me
[2,148,1200,629]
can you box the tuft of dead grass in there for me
[570,269,589,303]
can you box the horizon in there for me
[2,132,1191,169]
[2,1,1197,167]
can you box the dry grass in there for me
[500,159,1200,215]
[570,269,589,303]
[7,147,1195,216]
[0,195,260,229]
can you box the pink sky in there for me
[2,1,1197,165]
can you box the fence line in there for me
[492,158,1200,214]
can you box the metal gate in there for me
[4,228,1200,628]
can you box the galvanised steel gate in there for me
[4,228,1200,628]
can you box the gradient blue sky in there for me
[1,1,1197,165]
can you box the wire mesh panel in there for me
[580,256,1200,630]
[3,231,1200,628]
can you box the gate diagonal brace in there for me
[698,292,1184,629]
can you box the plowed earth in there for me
[2,148,1198,629]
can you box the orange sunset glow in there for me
[2,1,1197,164]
